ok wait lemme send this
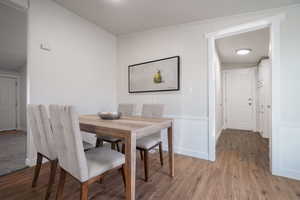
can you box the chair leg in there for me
[111,142,116,150]
[140,150,144,160]
[95,138,103,148]
[120,165,126,189]
[80,182,89,200]
[122,143,125,154]
[144,150,149,182]
[45,159,58,200]
[159,142,164,166]
[32,153,43,188]
[116,142,120,152]
[56,168,66,200]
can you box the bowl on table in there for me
[97,112,122,120]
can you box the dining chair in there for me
[95,104,135,151]
[27,105,58,200]
[28,105,96,200]
[137,104,164,182]
[49,105,126,200]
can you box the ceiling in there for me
[216,28,270,68]
[0,2,26,71]
[55,0,299,35]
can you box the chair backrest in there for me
[27,105,57,160]
[142,104,164,118]
[49,105,88,182]
[118,104,135,116]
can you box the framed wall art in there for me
[128,56,180,93]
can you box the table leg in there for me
[125,132,136,200]
[168,125,174,177]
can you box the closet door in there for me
[258,59,271,138]
[0,77,17,131]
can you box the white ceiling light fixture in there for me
[236,48,252,55]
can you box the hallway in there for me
[217,129,269,167]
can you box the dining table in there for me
[79,115,174,200]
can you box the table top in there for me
[79,115,173,138]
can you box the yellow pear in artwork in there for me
[153,70,162,83]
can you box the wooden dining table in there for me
[79,115,174,200]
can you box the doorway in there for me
[206,14,284,174]
[0,1,27,176]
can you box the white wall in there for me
[117,5,300,180]
[26,0,117,165]
[7,0,28,8]
[276,6,300,179]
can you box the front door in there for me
[224,68,256,131]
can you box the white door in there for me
[0,77,17,131]
[224,68,256,131]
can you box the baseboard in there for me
[25,158,35,167]
[163,145,208,160]
[216,128,224,142]
[17,127,27,132]
[273,168,300,181]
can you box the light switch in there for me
[40,42,51,51]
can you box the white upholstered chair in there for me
[95,104,135,151]
[27,105,95,200]
[27,105,58,200]
[49,105,126,200]
[137,104,164,181]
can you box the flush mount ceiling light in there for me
[236,49,252,55]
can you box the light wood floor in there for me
[1,130,300,200]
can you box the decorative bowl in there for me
[98,112,122,120]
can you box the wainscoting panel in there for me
[161,115,209,160]
[274,122,300,180]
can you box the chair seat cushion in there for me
[85,147,125,179]
[97,135,122,143]
[83,141,94,150]
[136,132,161,149]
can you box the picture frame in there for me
[128,56,180,93]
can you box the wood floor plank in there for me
[1,130,300,200]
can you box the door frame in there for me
[0,73,20,131]
[222,67,257,131]
[206,13,285,175]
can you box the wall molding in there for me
[216,127,224,143]
[165,115,208,121]
[273,168,300,181]
[163,145,208,160]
